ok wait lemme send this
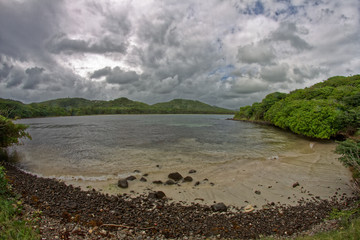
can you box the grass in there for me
[0,165,39,240]
[296,217,360,240]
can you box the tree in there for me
[0,115,31,149]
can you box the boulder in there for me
[189,169,197,174]
[165,180,175,185]
[126,176,137,181]
[183,176,193,182]
[152,180,163,185]
[292,182,300,188]
[117,179,128,189]
[140,177,147,182]
[149,191,166,199]
[255,190,261,195]
[211,202,227,212]
[168,172,183,181]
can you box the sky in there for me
[0,0,359,109]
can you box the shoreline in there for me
[4,164,359,239]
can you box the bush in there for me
[0,115,31,149]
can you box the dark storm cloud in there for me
[46,34,128,54]
[90,67,112,79]
[0,0,63,63]
[0,0,359,109]
[91,66,140,84]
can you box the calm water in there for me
[13,114,354,206]
[14,114,305,178]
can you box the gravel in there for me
[5,164,359,239]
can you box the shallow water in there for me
[13,114,354,207]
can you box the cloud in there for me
[89,67,112,79]
[260,63,289,83]
[237,42,275,65]
[90,66,140,84]
[152,75,179,94]
[46,33,128,54]
[0,0,359,109]
[270,22,312,50]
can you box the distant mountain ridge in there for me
[0,97,235,118]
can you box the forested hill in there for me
[0,97,235,118]
[234,75,360,139]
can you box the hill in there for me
[0,97,234,118]
[234,75,360,139]
[152,99,234,114]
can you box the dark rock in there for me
[126,176,137,181]
[149,191,166,199]
[194,181,200,186]
[293,182,300,188]
[143,173,149,177]
[168,172,183,181]
[117,179,128,188]
[211,202,227,212]
[189,169,197,174]
[183,176,193,182]
[255,190,261,195]
[140,177,147,182]
[165,180,175,185]
[210,182,215,186]
[152,180,163,185]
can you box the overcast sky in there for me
[0,0,359,109]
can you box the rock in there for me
[140,177,147,182]
[255,190,261,195]
[168,172,183,181]
[244,205,255,213]
[152,180,163,185]
[189,169,197,174]
[211,202,227,212]
[183,176,193,182]
[117,179,128,188]
[133,170,141,173]
[149,191,166,199]
[194,181,200,186]
[165,180,175,185]
[293,182,300,188]
[126,176,137,181]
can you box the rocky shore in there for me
[5,164,359,239]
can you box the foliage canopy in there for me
[234,75,360,139]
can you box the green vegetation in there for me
[0,166,39,239]
[0,97,235,119]
[336,139,360,177]
[0,115,31,149]
[234,75,360,139]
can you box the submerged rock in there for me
[168,172,183,181]
[117,179,128,189]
